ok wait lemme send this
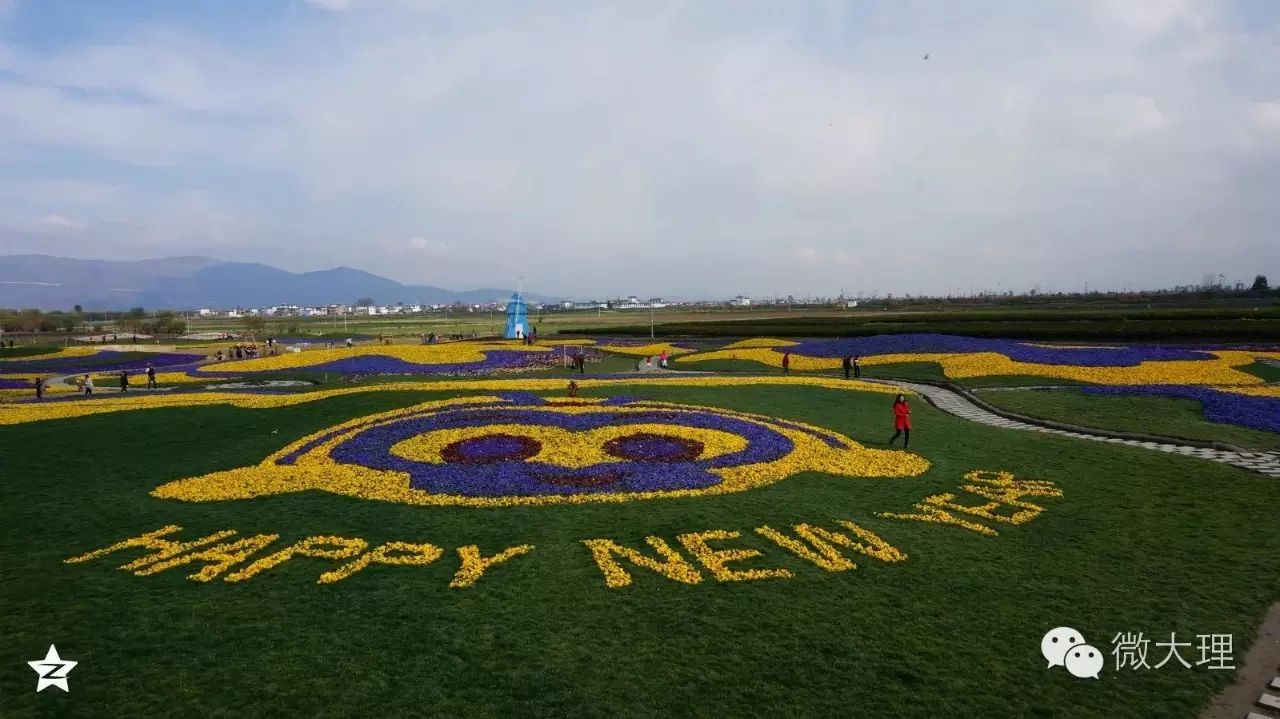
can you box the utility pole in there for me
[650,304,655,339]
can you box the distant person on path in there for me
[146,364,157,389]
[842,355,852,379]
[119,371,129,393]
[660,350,669,369]
[888,394,911,448]
[574,352,586,374]
[567,380,579,398]
[853,356,862,378]
[34,376,43,400]
[781,352,791,374]
[346,338,354,348]
[82,374,93,396]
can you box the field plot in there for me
[4,336,1280,717]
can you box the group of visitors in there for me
[777,351,911,448]
[631,351,672,372]
[215,343,274,361]
[842,355,862,379]
[779,351,864,378]
[52,364,158,399]
[520,327,539,345]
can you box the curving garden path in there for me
[869,378,1280,479]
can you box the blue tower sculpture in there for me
[503,291,529,339]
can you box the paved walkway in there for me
[872,379,1280,478]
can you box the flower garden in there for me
[3,334,1280,717]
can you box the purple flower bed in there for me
[205,348,608,378]
[0,351,206,374]
[0,377,31,389]
[307,396,798,497]
[784,333,1214,366]
[1082,385,1280,434]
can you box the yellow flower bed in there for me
[391,423,751,468]
[0,346,101,364]
[678,347,1276,385]
[198,341,553,374]
[721,338,798,349]
[0,375,906,427]
[149,395,931,507]
[679,348,847,371]
[595,342,695,357]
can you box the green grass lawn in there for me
[669,357,779,373]
[977,387,1280,450]
[3,383,1279,716]
[1238,360,1280,383]
[0,344,60,359]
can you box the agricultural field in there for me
[3,333,1280,717]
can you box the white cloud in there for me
[40,213,86,230]
[0,1,1275,296]
[304,0,353,11]
[1256,102,1280,130]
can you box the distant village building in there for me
[729,295,752,307]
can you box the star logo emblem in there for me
[28,644,77,692]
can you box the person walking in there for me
[888,394,912,448]
[82,374,93,396]
[34,376,44,401]
[842,355,852,379]
[781,352,791,374]
[853,356,862,379]
[575,352,586,374]
[146,364,157,389]
[659,350,669,369]
[119,371,129,393]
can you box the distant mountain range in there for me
[0,255,558,311]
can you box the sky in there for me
[0,0,1278,299]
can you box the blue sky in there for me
[1,0,1278,298]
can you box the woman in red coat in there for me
[888,394,911,448]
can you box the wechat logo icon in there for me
[1041,626,1103,679]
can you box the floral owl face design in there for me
[152,395,930,507]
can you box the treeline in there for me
[1,307,187,335]
[585,306,1280,342]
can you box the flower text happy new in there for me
[65,470,1060,589]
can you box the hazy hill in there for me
[0,255,557,310]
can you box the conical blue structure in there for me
[503,292,529,339]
